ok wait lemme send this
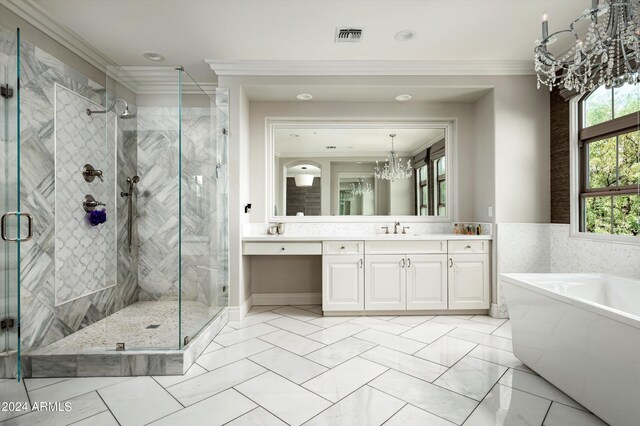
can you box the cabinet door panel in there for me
[448,254,490,309]
[365,255,406,310]
[323,255,364,311]
[406,254,447,310]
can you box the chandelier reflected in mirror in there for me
[534,0,640,93]
[374,134,413,181]
[350,178,373,196]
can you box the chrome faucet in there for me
[394,221,401,234]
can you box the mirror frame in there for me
[267,119,455,223]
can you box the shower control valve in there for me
[82,164,104,182]
[83,195,106,212]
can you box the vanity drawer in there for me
[365,240,446,254]
[243,242,322,255]
[323,241,364,255]
[448,240,489,254]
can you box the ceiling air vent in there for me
[335,27,363,42]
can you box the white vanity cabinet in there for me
[364,254,406,310]
[447,241,490,309]
[322,242,364,311]
[406,254,448,310]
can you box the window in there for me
[435,156,446,216]
[416,165,428,216]
[579,83,640,236]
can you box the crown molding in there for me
[206,59,535,76]
[0,0,117,72]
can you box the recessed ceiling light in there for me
[395,30,416,41]
[296,93,313,100]
[395,94,413,101]
[143,51,165,61]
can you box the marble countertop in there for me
[243,233,492,242]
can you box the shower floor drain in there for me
[146,324,161,329]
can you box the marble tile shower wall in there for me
[54,85,117,305]
[137,106,227,306]
[3,26,138,352]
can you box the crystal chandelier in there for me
[349,178,373,196]
[340,190,354,203]
[374,134,413,181]
[534,0,640,93]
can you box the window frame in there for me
[570,91,640,243]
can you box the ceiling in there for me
[30,0,589,83]
[275,127,444,157]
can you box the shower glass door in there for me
[1,26,21,379]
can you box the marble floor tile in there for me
[0,379,30,422]
[97,377,182,426]
[293,305,321,311]
[429,316,498,334]
[414,335,477,367]
[227,311,283,329]
[304,385,405,426]
[369,369,478,425]
[249,347,328,384]
[543,402,607,426]
[213,323,279,347]
[201,340,224,355]
[196,338,273,371]
[27,376,132,403]
[360,346,448,382]
[467,345,532,373]
[464,384,551,426]
[491,321,512,339]
[267,316,324,336]
[272,306,321,321]
[302,357,388,402]
[499,369,583,410]
[259,329,325,356]
[307,306,323,315]
[385,404,456,426]
[354,329,426,355]
[153,363,208,388]
[470,315,508,327]
[23,377,69,392]
[349,317,411,335]
[389,315,435,327]
[0,392,107,426]
[434,356,508,401]
[226,407,287,425]
[167,359,266,406]
[72,410,119,426]
[399,321,456,344]
[447,328,513,352]
[150,389,256,426]
[246,305,283,316]
[304,337,376,368]
[307,316,358,328]
[306,323,367,345]
[235,371,331,426]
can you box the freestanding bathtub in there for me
[501,273,640,426]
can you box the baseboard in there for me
[490,303,509,319]
[252,292,322,306]
[228,295,253,321]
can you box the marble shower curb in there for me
[21,308,228,378]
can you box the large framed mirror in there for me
[268,120,453,221]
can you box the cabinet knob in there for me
[281,247,285,251]
[466,245,471,249]
[401,258,406,268]
[341,246,345,250]
[449,258,453,267]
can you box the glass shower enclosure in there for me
[1,18,228,379]
[1,27,25,379]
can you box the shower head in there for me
[86,98,136,120]
[119,108,136,119]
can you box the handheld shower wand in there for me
[121,176,140,253]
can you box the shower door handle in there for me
[1,212,34,242]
